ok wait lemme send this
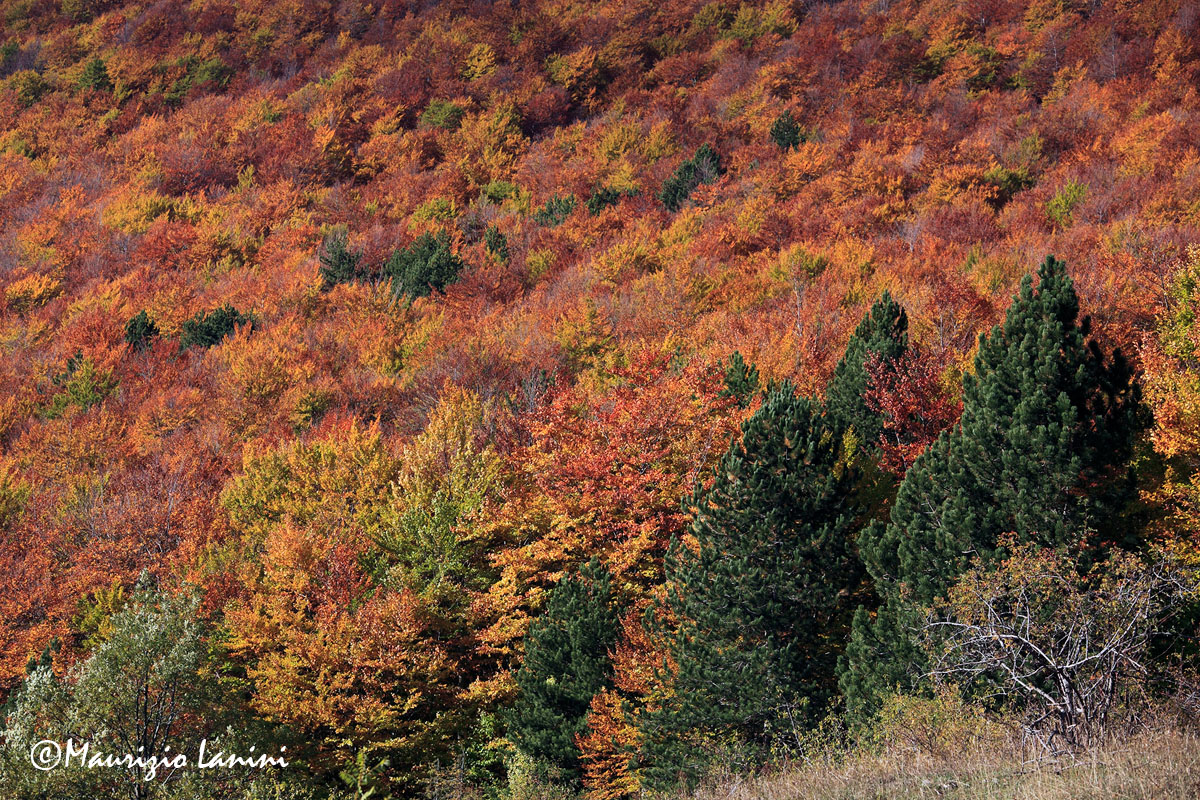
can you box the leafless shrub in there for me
[923,540,1200,755]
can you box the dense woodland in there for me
[0,0,1199,797]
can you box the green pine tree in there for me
[769,110,804,150]
[78,57,112,93]
[824,291,908,450]
[318,228,366,288]
[719,351,760,408]
[658,144,724,212]
[386,231,464,299]
[840,256,1146,722]
[640,384,861,791]
[506,559,618,785]
[180,304,252,350]
[123,309,159,350]
[484,224,509,263]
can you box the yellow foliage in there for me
[1112,113,1174,177]
[454,101,529,187]
[594,233,660,284]
[596,118,642,164]
[639,120,676,163]
[463,43,498,80]
[101,189,175,233]
[5,271,62,314]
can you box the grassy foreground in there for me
[686,727,1200,800]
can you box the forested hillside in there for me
[1,0,1199,797]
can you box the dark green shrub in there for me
[164,56,232,107]
[584,186,636,215]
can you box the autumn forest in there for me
[1,0,1200,797]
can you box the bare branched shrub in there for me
[924,540,1200,754]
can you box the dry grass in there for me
[688,727,1200,800]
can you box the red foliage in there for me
[864,347,963,475]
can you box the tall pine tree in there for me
[507,559,618,785]
[825,291,909,450]
[639,384,860,790]
[841,256,1146,721]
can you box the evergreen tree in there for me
[180,304,252,350]
[78,57,112,93]
[841,256,1147,722]
[484,224,509,263]
[719,350,760,408]
[825,291,908,450]
[507,559,618,785]
[386,231,464,299]
[318,228,366,288]
[532,194,577,227]
[640,385,860,790]
[769,110,804,150]
[123,309,159,350]
[658,144,724,212]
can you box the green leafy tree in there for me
[385,231,464,299]
[658,144,724,212]
[318,228,366,288]
[824,291,908,450]
[42,350,117,419]
[506,559,618,786]
[420,99,465,130]
[640,385,860,790]
[841,256,1147,722]
[180,304,252,350]
[0,575,275,800]
[124,309,159,350]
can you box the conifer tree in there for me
[123,309,159,350]
[658,144,724,212]
[507,559,618,785]
[179,304,252,350]
[769,110,803,150]
[318,228,366,288]
[386,231,464,299]
[484,224,509,263]
[640,384,860,790]
[824,291,908,449]
[78,57,112,93]
[841,256,1146,721]
[719,350,760,408]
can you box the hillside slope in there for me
[1,0,1199,796]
